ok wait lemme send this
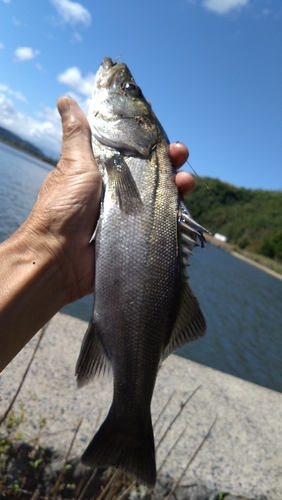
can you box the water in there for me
[1,141,282,392]
[0,142,54,242]
[180,243,282,392]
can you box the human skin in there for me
[0,96,195,372]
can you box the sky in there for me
[0,0,281,190]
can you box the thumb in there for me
[57,96,96,169]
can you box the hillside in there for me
[0,126,57,166]
[185,177,282,262]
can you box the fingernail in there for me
[58,96,70,116]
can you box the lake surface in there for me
[1,141,282,392]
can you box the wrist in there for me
[0,222,68,370]
[17,216,72,307]
[1,222,67,332]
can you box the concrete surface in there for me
[1,312,281,499]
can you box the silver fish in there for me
[75,57,207,487]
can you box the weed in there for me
[29,457,44,469]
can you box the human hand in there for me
[169,142,194,196]
[26,97,194,305]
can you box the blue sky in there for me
[0,0,281,190]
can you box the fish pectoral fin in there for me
[105,154,143,214]
[89,196,104,243]
[75,320,111,388]
[161,281,206,361]
[89,216,101,243]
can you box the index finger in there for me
[168,142,189,169]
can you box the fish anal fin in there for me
[75,320,111,388]
[162,281,206,361]
[81,404,156,488]
[105,154,143,214]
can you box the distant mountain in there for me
[0,126,57,165]
[0,126,44,156]
[185,177,282,262]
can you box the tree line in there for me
[185,177,282,262]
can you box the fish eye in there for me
[122,82,140,95]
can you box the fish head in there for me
[88,57,162,158]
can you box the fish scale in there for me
[75,57,208,487]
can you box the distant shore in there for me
[205,233,282,280]
[0,137,58,166]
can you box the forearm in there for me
[0,223,67,372]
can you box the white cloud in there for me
[35,63,45,72]
[0,43,4,49]
[72,31,82,42]
[50,0,91,26]
[2,0,11,3]
[57,66,95,96]
[0,93,62,156]
[203,0,249,15]
[0,83,27,102]
[12,17,22,26]
[14,47,40,61]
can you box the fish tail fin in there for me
[81,405,156,488]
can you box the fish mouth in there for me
[96,57,122,89]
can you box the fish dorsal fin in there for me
[161,280,206,361]
[75,320,111,388]
[105,154,143,214]
[161,198,208,361]
[179,198,209,253]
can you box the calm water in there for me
[1,141,282,392]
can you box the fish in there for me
[75,57,207,488]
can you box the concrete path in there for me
[1,312,281,499]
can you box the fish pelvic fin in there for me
[81,405,156,488]
[105,154,143,214]
[75,320,111,388]
[161,281,206,361]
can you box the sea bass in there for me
[75,57,207,487]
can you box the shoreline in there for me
[205,233,282,281]
[0,137,58,166]
[231,250,282,281]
